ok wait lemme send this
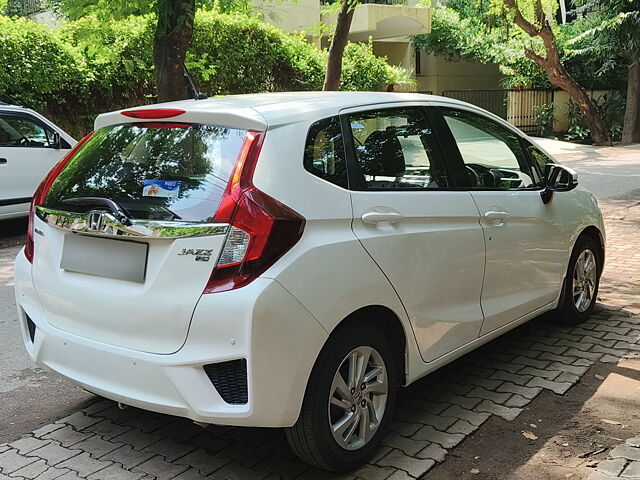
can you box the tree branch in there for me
[504,0,540,37]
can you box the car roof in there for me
[95,92,483,131]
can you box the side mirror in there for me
[541,163,578,204]
[51,132,62,149]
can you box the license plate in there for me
[61,234,148,283]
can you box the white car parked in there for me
[0,103,76,220]
[13,92,605,471]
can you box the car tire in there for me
[285,322,397,472]
[553,235,602,324]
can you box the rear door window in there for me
[43,123,246,222]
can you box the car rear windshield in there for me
[43,122,247,222]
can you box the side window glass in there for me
[303,116,348,188]
[526,142,555,178]
[0,114,52,148]
[442,108,537,190]
[348,107,449,190]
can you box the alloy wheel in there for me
[328,346,388,451]
[573,248,597,313]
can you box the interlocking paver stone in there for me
[83,421,132,441]
[527,377,573,395]
[389,420,421,438]
[112,430,161,451]
[610,444,640,462]
[474,400,522,421]
[406,411,456,431]
[11,459,51,479]
[0,449,38,474]
[72,436,123,459]
[447,419,478,435]
[496,382,542,399]
[511,356,551,369]
[170,467,210,480]
[208,461,269,480]
[504,394,530,408]
[381,432,429,457]
[416,443,447,463]
[377,449,435,478]
[9,437,51,455]
[597,458,627,477]
[440,405,490,426]
[57,452,112,477]
[144,438,197,462]
[87,463,146,480]
[489,370,533,386]
[44,427,92,448]
[56,413,102,431]
[413,426,464,449]
[134,456,189,480]
[28,443,80,466]
[32,425,64,440]
[350,464,395,480]
[621,461,640,478]
[467,386,511,404]
[99,445,155,470]
[174,449,231,475]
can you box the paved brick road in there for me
[1,202,638,480]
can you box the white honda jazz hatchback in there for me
[14,92,605,471]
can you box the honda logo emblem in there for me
[87,212,105,232]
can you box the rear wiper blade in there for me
[61,197,133,226]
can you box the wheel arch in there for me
[579,225,605,270]
[327,305,408,387]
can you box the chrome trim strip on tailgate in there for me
[37,207,228,239]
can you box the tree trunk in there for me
[621,62,640,144]
[323,0,356,91]
[505,0,610,144]
[548,70,610,145]
[153,0,196,103]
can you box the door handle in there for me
[0,158,6,164]
[484,211,510,224]
[361,211,404,225]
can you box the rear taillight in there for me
[25,132,95,264]
[204,131,305,294]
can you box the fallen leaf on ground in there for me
[562,442,569,447]
[470,468,480,475]
[595,374,605,380]
[530,423,538,428]
[602,419,623,425]
[522,431,538,440]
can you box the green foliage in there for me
[533,103,555,137]
[0,10,398,136]
[0,15,88,112]
[413,1,628,89]
[564,92,626,142]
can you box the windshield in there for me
[43,123,247,222]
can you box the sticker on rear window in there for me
[143,180,181,198]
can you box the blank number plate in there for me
[61,234,148,283]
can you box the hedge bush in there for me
[0,11,399,136]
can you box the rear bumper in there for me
[14,249,328,427]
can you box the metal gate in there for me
[441,89,555,134]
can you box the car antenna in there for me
[180,56,207,100]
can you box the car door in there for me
[435,105,567,335]
[342,104,486,363]
[0,112,70,213]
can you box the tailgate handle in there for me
[0,158,6,164]
[361,211,404,225]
